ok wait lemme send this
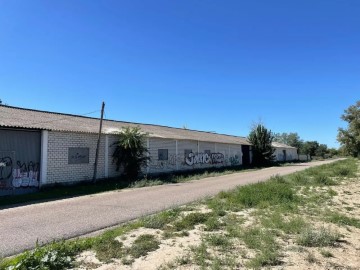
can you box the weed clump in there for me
[174,213,210,231]
[143,208,180,229]
[313,174,336,186]
[1,240,89,270]
[128,234,160,258]
[95,239,124,262]
[232,181,296,208]
[296,227,341,247]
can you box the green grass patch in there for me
[174,212,211,231]
[325,211,360,228]
[239,227,281,268]
[94,238,124,262]
[205,234,231,249]
[313,174,336,186]
[208,178,297,212]
[128,234,160,258]
[0,239,92,270]
[190,241,210,268]
[224,214,245,238]
[94,234,160,262]
[143,208,181,229]
[260,212,308,234]
[302,158,357,179]
[291,173,310,185]
[204,216,222,231]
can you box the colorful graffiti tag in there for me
[185,152,225,166]
[12,161,40,188]
[0,155,39,188]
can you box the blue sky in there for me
[0,1,359,148]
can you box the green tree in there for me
[248,124,275,165]
[112,126,150,180]
[327,148,339,157]
[337,100,360,157]
[300,141,319,158]
[315,144,328,158]
[273,132,303,153]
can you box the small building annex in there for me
[0,105,298,196]
[272,142,298,162]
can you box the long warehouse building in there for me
[0,105,297,196]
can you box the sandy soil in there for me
[75,165,360,270]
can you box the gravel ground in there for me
[0,159,342,257]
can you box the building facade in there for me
[0,105,255,196]
[272,142,299,162]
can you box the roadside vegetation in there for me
[0,164,259,208]
[1,158,359,270]
[0,158,306,209]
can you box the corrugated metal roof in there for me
[0,105,251,145]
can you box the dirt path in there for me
[0,159,341,257]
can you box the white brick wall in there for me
[147,138,177,174]
[47,131,106,184]
[46,132,249,184]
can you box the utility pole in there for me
[93,101,105,182]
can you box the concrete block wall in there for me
[147,138,177,174]
[45,132,250,185]
[46,131,105,184]
[147,138,245,173]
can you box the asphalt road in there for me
[0,159,342,257]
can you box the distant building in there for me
[272,142,299,162]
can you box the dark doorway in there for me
[242,145,250,166]
[283,150,286,162]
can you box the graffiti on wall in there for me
[185,152,225,166]
[149,151,239,169]
[229,155,240,166]
[0,157,13,181]
[150,154,181,170]
[12,161,40,188]
[210,153,225,164]
[0,155,40,189]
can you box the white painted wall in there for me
[273,147,298,161]
[45,132,251,185]
[46,131,106,184]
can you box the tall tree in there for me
[337,100,360,157]
[301,141,319,157]
[248,124,275,165]
[315,144,328,158]
[112,126,150,180]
